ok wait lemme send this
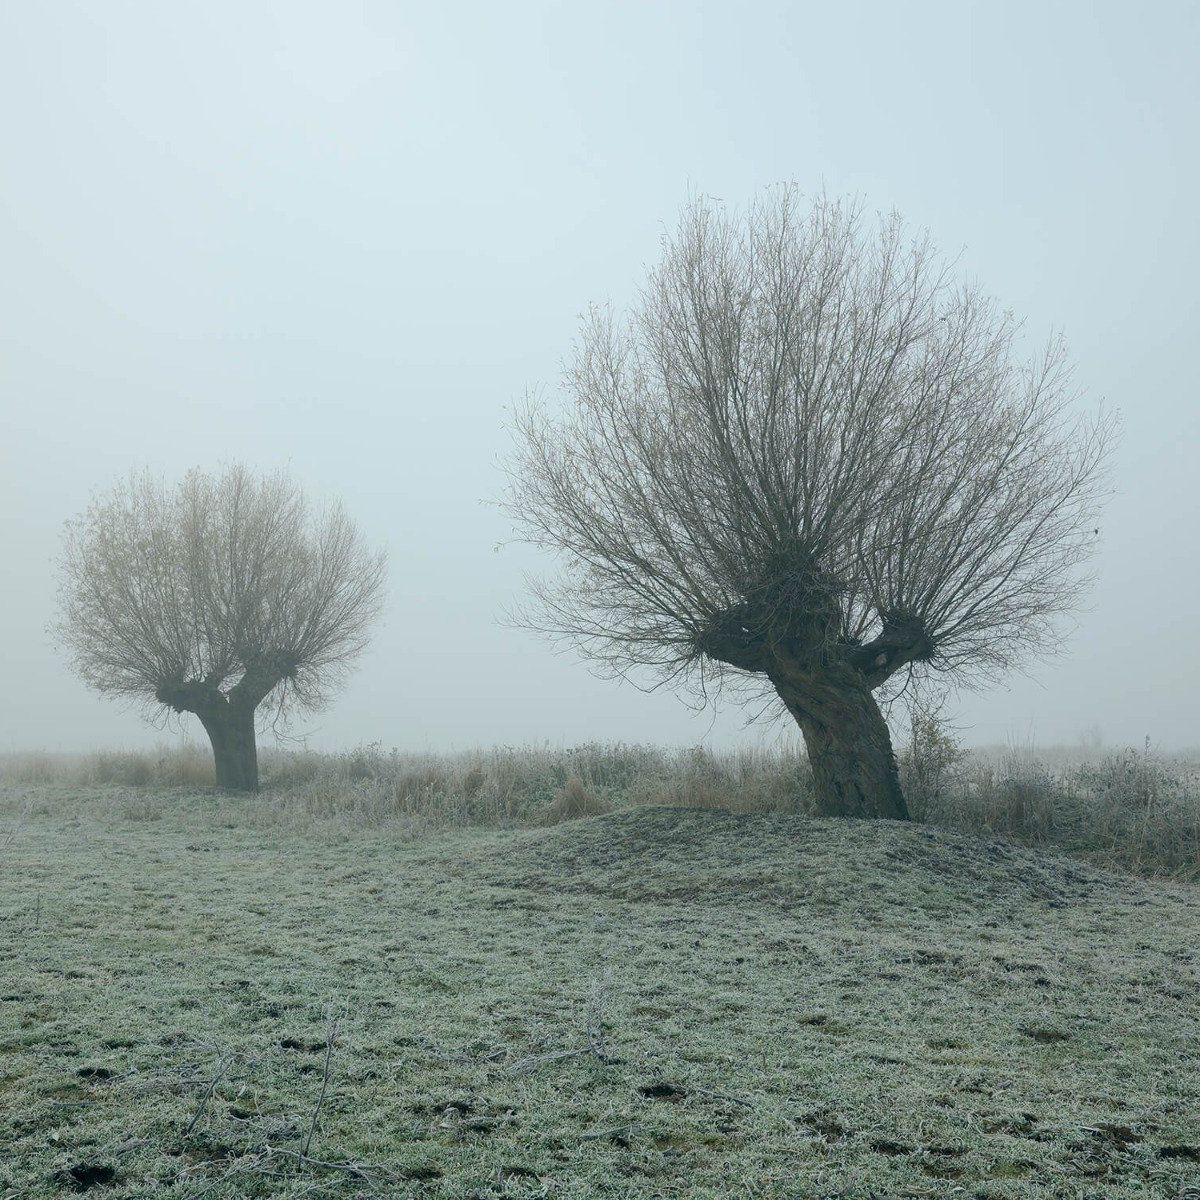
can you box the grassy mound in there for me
[1,794,1198,1197]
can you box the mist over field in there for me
[1,0,1197,756]
[3,5,1200,1199]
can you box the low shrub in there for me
[898,707,968,822]
[546,775,610,822]
[917,738,1200,881]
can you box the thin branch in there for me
[182,1052,233,1137]
[302,1015,340,1159]
[504,187,1114,715]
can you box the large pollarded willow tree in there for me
[57,465,386,791]
[508,190,1114,820]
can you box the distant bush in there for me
[918,739,1200,881]
[1069,742,1200,877]
[898,705,969,822]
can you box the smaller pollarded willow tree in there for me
[56,465,386,791]
[507,190,1114,820]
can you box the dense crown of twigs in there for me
[508,190,1114,699]
[56,465,386,724]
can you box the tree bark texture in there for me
[197,703,260,792]
[775,673,909,820]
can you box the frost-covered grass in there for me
[2,788,1199,1197]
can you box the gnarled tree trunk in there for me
[197,703,259,792]
[775,673,909,820]
[158,672,278,793]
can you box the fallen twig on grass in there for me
[694,1086,756,1109]
[581,1123,638,1142]
[507,971,619,1075]
[471,1046,508,1063]
[185,1144,395,1199]
[262,1144,389,1185]
[183,1052,234,1136]
[302,1013,340,1158]
[506,1046,592,1075]
[586,969,610,1059]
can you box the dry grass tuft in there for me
[630,745,811,814]
[3,734,1197,880]
[546,775,610,823]
[0,744,214,788]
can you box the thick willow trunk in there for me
[198,704,259,792]
[776,675,909,820]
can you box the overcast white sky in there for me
[1,1,1196,754]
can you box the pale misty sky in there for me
[1,1,1196,754]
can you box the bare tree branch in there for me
[55,464,386,790]
[505,188,1116,818]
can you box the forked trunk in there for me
[775,674,909,820]
[198,704,259,792]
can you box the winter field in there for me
[2,746,1199,1198]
